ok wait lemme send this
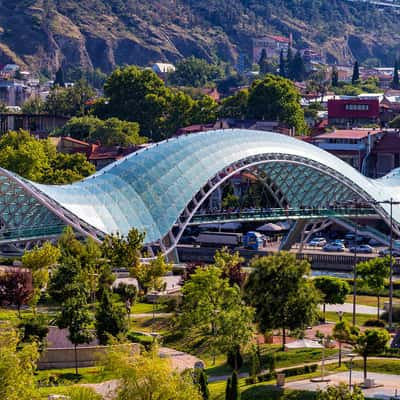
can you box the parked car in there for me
[308,237,327,247]
[379,248,400,257]
[323,242,345,252]
[349,244,374,254]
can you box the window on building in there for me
[344,104,370,111]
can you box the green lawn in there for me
[350,358,400,375]
[325,311,373,326]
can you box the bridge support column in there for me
[280,219,308,251]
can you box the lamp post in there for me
[352,200,359,327]
[348,353,357,392]
[374,198,400,331]
[337,310,343,367]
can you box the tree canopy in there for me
[0,130,95,183]
[245,252,319,347]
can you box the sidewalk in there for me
[323,303,383,315]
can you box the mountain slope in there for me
[0,0,399,73]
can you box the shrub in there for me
[127,331,154,348]
[364,319,386,327]
[249,364,318,385]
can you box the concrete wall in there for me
[38,343,140,370]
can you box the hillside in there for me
[0,0,400,74]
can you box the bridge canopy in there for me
[1,129,400,249]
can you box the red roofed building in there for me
[252,34,291,63]
[312,128,384,171]
[328,98,380,127]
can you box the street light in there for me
[348,352,357,391]
[374,198,400,331]
[337,310,343,367]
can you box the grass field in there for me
[350,358,400,375]
[325,311,373,326]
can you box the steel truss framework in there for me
[0,129,399,256]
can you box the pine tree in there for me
[292,50,306,81]
[225,377,231,400]
[198,369,210,400]
[230,371,240,400]
[279,49,286,77]
[352,61,360,85]
[258,49,267,74]
[331,66,339,87]
[54,67,65,87]
[392,59,400,89]
[286,46,293,79]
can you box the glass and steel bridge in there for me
[1,129,400,255]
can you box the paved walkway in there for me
[286,370,400,398]
[323,303,382,315]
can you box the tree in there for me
[245,252,320,349]
[279,50,286,77]
[230,371,240,400]
[225,377,231,400]
[0,329,40,400]
[104,346,202,400]
[19,314,49,352]
[317,383,364,400]
[291,51,306,81]
[101,228,145,276]
[332,320,357,367]
[57,286,94,375]
[214,247,246,288]
[22,242,60,312]
[197,369,210,400]
[95,289,128,345]
[286,46,294,79]
[114,282,137,304]
[246,74,307,133]
[357,257,390,319]
[180,266,253,364]
[331,66,339,87]
[21,97,45,114]
[169,56,224,87]
[352,61,360,85]
[392,59,400,90]
[355,328,390,379]
[54,67,65,87]
[53,115,104,141]
[0,270,34,317]
[314,277,350,322]
[219,89,249,119]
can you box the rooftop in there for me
[314,129,382,140]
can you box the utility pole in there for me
[352,199,358,327]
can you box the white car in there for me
[323,242,345,252]
[349,244,374,253]
[308,237,327,247]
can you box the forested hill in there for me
[1,0,399,73]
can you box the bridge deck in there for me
[187,207,378,225]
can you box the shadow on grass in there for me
[241,384,316,400]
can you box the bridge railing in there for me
[0,224,66,241]
[190,207,377,223]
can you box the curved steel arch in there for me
[0,129,400,254]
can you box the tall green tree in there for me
[286,46,294,79]
[245,252,320,349]
[357,257,390,319]
[392,59,400,90]
[354,329,390,379]
[331,66,339,87]
[314,277,350,322]
[279,50,286,77]
[0,329,40,400]
[22,242,61,313]
[352,61,360,85]
[292,51,306,81]
[197,369,210,400]
[332,320,358,367]
[246,74,306,133]
[57,286,94,375]
[225,377,232,400]
[104,346,202,400]
[54,67,65,87]
[95,289,128,345]
[180,266,253,364]
[230,371,240,400]
[219,90,249,119]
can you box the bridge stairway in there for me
[280,219,308,251]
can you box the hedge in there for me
[245,364,318,385]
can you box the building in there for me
[311,128,383,171]
[327,98,380,127]
[252,35,291,63]
[152,63,175,80]
[0,80,32,106]
[0,114,68,136]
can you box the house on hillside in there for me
[252,35,291,63]
[152,63,176,80]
